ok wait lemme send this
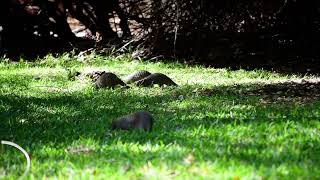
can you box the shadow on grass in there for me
[1,81,320,173]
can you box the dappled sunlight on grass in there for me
[1,56,320,179]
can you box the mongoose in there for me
[123,70,151,84]
[95,72,128,89]
[86,71,105,81]
[135,73,177,87]
[111,110,154,131]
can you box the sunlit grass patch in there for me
[0,54,320,179]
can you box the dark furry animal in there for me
[124,70,151,84]
[95,72,127,89]
[111,110,153,131]
[135,73,177,87]
[86,71,105,81]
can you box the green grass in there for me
[0,54,320,179]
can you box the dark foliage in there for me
[139,0,320,72]
[1,0,320,72]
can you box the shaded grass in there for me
[0,54,320,179]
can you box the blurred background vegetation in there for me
[1,0,320,72]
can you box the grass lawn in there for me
[0,54,320,179]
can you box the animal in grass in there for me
[135,73,177,87]
[123,70,151,84]
[86,71,106,81]
[111,110,154,131]
[95,72,128,89]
